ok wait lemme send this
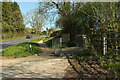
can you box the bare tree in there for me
[23,9,45,34]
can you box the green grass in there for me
[1,35,46,41]
[72,48,120,77]
[73,49,95,61]
[1,37,45,58]
[43,37,54,42]
[2,42,41,58]
[1,36,26,41]
[43,37,54,47]
[31,37,45,43]
[102,62,120,77]
[33,35,46,37]
[109,62,120,75]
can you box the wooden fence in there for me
[103,32,120,60]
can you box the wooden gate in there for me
[103,32,120,60]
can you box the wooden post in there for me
[30,44,32,52]
[60,38,62,56]
[103,34,107,55]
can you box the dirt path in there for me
[2,56,68,78]
[1,42,69,78]
[2,41,106,79]
[1,43,84,79]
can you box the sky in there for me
[17,2,59,31]
[18,2,38,15]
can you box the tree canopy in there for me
[2,2,25,38]
[37,2,120,54]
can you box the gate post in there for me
[60,38,62,52]
[103,33,107,55]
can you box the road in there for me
[0,37,43,49]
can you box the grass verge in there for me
[1,37,45,58]
[31,37,45,43]
[1,36,25,41]
[1,35,46,41]
[44,37,54,47]
[2,42,41,58]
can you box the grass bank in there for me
[2,42,41,58]
[44,37,54,47]
[1,35,46,41]
[1,37,46,58]
[31,37,45,43]
[1,36,25,41]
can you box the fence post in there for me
[60,38,62,55]
[103,33,107,55]
[30,44,32,52]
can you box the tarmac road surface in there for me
[0,37,44,50]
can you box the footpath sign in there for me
[62,34,70,42]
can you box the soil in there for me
[64,60,109,79]
[2,56,68,78]
[1,42,69,78]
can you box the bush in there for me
[50,30,61,37]
[109,62,120,77]
[79,49,93,56]
[73,49,94,61]
[2,42,41,58]
[62,42,76,48]
[102,62,120,77]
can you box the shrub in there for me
[61,42,76,48]
[79,49,93,56]
[109,62,120,77]
[102,62,120,77]
[73,49,95,61]
[50,30,62,37]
